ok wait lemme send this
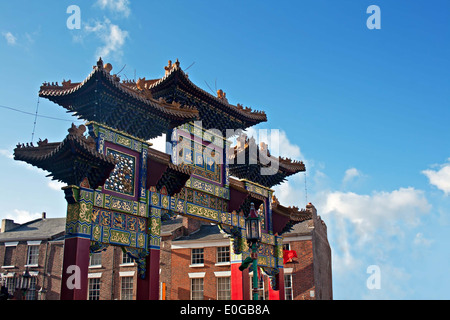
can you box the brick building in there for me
[160,204,332,300]
[0,210,332,300]
[0,213,65,300]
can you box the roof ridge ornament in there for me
[164,59,180,76]
[96,57,104,69]
[216,89,229,103]
[67,123,96,149]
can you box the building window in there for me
[191,278,204,300]
[121,276,134,300]
[89,253,102,267]
[251,275,265,300]
[284,274,293,300]
[122,251,134,265]
[217,277,231,300]
[25,277,37,300]
[5,276,16,297]
[26,245,39,266]
[217,246,230,264]
[3,246,14,267]
[191,248,204,265]
[88,278,101,300]
[283,243,290,251]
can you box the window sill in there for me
[189,264,204,268]
[1,265,15,269]
[215,262,230,267]
[24,264,38,268]
[119,263,135,267]
[88,265,103,269]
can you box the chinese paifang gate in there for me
[14,58,316,300]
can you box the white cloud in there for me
[273,173,306,208]
[96,0,131,18]
[5,209,41,224]
[343,167,361,183]
[318,186,431,299]
[2,31,17,45]
[413,232,433,247]
[244,128,303,160]
[422,160,450,195]
[85,18,129,60]
[48,180,65,191]
[0,149,13,159]
[241,128,308,207]
[322,187,431,243]
[148,134,167,152]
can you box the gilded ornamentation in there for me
[104,149,136,197]
[186,203,218,221]
[110,230,130,245]
[79,202,89,222]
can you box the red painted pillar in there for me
[242,268,250,300]
[231,263,242,300]
[268,281,279,300]
[231,263,251,300]
[267,268,285,300]
[60,237,90,300]
[136,248,160,300]
[278,268,285,300]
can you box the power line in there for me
[31,97,40,143]
[0,104,83,122]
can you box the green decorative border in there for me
[244,180,271,198]
[94,190,147,217]
[185,177,230,200]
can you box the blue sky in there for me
[0,1,449,299]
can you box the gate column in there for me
[60,186,93,300]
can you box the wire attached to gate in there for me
[31,97,40,143]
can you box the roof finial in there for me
[104,63,113,73]
[164,60,173,75]
[97,57,104,68]
[217,89,228,103]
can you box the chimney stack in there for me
[1,219,20,233]
[42,212,46,219]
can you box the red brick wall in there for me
[312,216,333,300]
[44,242,64,300]
[0,240,65,300]
[169,246,230,300]
[285,239,315,300]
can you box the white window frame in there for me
[284,274,293,300]
[88,276,101,300]
[120,275,134,300]
[216,246,230,265]
[190,248,204,267]
[216,275,231,300]
[190,277,204,300]
[26,242,40,267]
[89,252,102,268]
